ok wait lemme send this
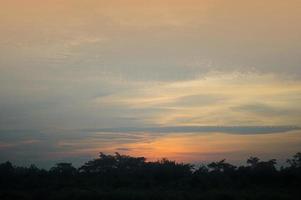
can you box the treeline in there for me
[0,152,301,200]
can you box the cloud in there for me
[86,126,300,135]
[115,148,132,152]
[232,103,301,117]
[1,0,301,130]
[1,127,300,167]
[94,72,301,126]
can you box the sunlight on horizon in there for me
[87,130,301,165]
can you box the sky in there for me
[0,0,301,167]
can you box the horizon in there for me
[1,125,300,168]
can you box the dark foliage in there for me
[0,152,301,200]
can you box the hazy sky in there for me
[0,0,301,166]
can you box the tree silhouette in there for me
[79,152,146,174]
[287,152,301,168]
[247,157,260,168]
[0,161,13,175]
[208,159,236,172]
[0,152,300,200]
[50,163,76,176]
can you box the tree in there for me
[287,152,301,168]
[246,157,277,171]
[79,152,146,174]
[0,161,14,175]
[207,159,236,173]
[247,157,260,168]
[50,163,76,176]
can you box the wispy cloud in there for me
[1,128,301,167]
[85,126,300,135]
[94,72,301,126]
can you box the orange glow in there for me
[61,130,301,164]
